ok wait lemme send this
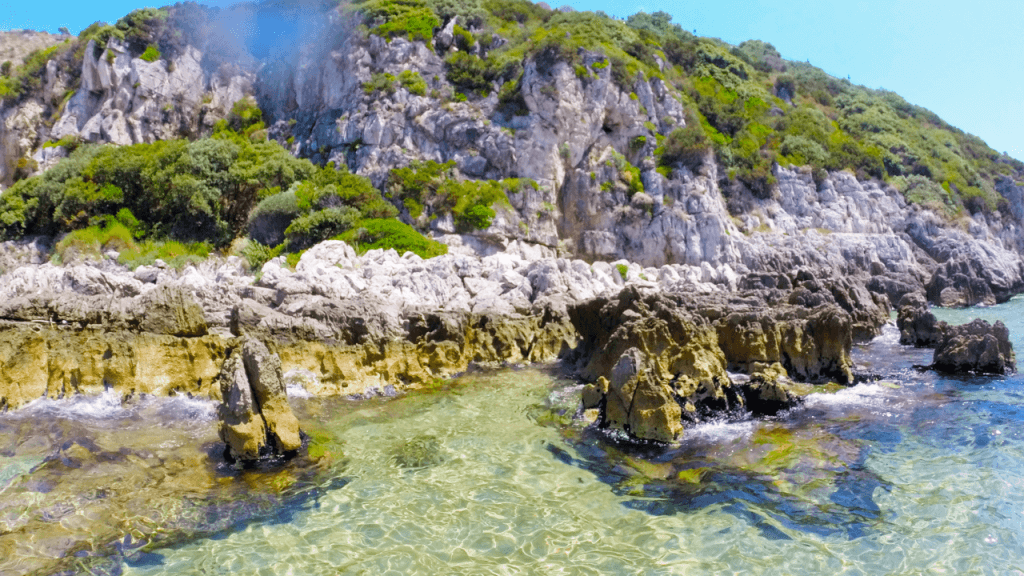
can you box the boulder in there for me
[926,255,996,308]
[896,292,946,347]
[218,337,302,462]
[933,319,1016,375]
[740,362,800,416]
[568,287,740,442]
[218,351,268,461]
[241,338,302,453]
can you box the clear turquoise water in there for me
[4,297,1024,575]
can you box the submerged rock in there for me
[932,319,1016,375]
[218,337,302,462]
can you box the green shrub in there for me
[452,24,475,51]
[119,239,211,270]
[285,206,362,249]
[224,97,264,134]
[659,122,710,170]
[139,45,161,62]
[240,239,285,272]
[338,218,448,258]
[248,190,300,246]
[363,72,396,95]
[616,263,628,280]
[445,52,492,96]
[352,0,440,44]
[386,160,519,231]
[396,70,426,96]
[54,220,135,263]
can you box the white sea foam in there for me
[802,383,898,414]
[687,419,757,443]
[4,390,217,422]
[14,388,127,420]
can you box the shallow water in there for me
[3,297,1024,575]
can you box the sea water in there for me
[2,297,1024,575]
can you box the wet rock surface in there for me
[219,337,302,462]
[896,292,947,347]
[933,319,1016,375]
[568,282,882,442]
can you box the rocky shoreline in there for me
[1,234,1012,450]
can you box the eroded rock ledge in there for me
[568,280,887,442]
[0,237,1015,445]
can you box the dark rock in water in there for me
[567,284,876,442]
[896,292,947,347]
[712,301,855,384]
[218,337,302,462]
[217,351,267,461]
[933,319,1016,375]
[740,363,801,416]
[568,289,730,442]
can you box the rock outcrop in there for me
[219,337,302,462]
[896,292,947,347]
[571,288,736,442]
[569,283,874,442]
[933,319,1016,375]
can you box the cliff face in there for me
[2,4,1023,308]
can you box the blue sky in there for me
[3,0,1022,161]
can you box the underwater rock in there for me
[896,292,947,347]
[218,337,302,462]
[932,319,1016,375]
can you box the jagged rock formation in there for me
[569,282,883,442]
[896,292,947,347]
[933,319,1016,375]
[218,337,302,462]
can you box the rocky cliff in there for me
[0,2,1021,444]
[1,2,1021,312]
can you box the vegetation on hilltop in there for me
[3,0,1022,271]
[349,0,1022,215]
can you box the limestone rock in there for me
[896,292,947,347]
[741,362,799,416]
[241,338,302,452]
[217,337,302,462]
[568,287,737,442]
[933,319,1016,375]
[217,351,268,461]
[137,285,208,337]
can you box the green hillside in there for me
[357,0,1023,214]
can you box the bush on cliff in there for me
[0,100,442,266]
[385,160,527,231]
[351,0,440,44]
